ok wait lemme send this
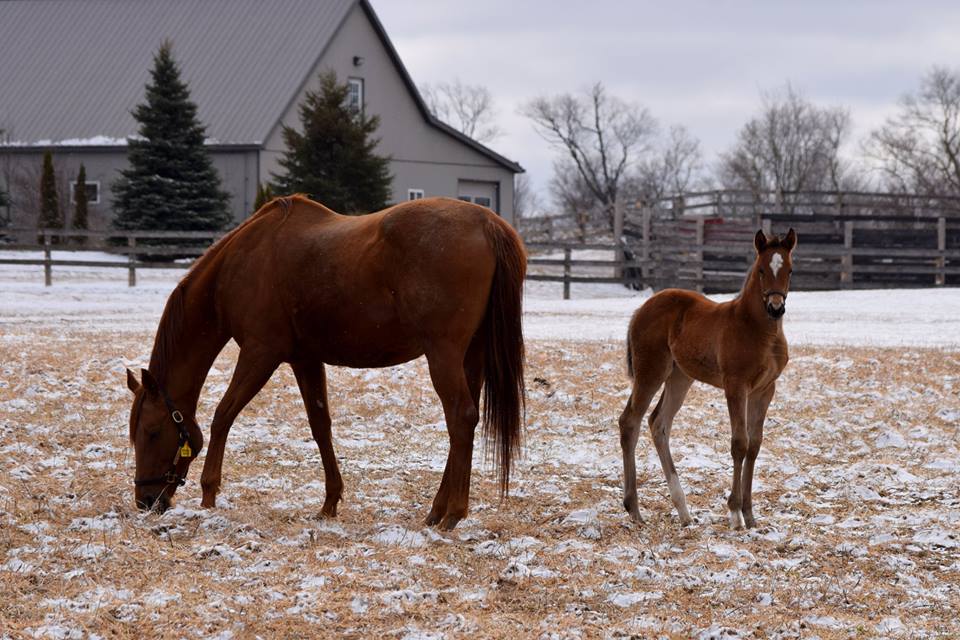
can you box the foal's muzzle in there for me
[764,291,786,319]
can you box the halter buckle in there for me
[171,410,184,424]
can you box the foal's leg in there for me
[426,337,483,527]
[425,342,480,531]
[741,382,775,528]
[292,361,343,517]
[619,350,671,523]
[724,386,749,529]
[649,367,694,525]
[200,346,280,508]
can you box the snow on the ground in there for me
[3,253,960,346]
[1,252,960,637]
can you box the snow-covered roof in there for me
[0,0,356,147]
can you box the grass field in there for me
[2,316,959,638]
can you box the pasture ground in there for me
[1,322,959,639]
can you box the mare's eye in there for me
[758,269,765,276]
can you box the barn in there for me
[0,0,524,231]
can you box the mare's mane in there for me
[147,196,301,384]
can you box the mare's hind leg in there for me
[426,337,483,527]
[200,346,280,508]
[425,342,480,531]
[649,366,694,525]
[292,361,343,518]
[619,348,672,523]
[741,382,775,528]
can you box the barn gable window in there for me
[347,78,364,115]
[408,188,424,200]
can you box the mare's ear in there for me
[140,368,160,397]
[783,228,797,252]
[754,229,768,253]
[126,368,141,394]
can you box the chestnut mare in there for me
[619,228,796,529]
[126,195,526,530]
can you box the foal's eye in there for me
[758,269,765,276]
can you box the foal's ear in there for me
[126,368,141,394]
[754,229,768,253]
[783,228,797,252]
[140,368,160,397]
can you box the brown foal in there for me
[619,228,796,529]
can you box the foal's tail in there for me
[481,216,527,497]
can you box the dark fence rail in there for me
[0,228,224,286]
[520,189,960,293]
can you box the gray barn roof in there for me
[0,0,522,172]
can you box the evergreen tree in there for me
[272,71,392,214]
[72,164,89,244]
[254,182,274,211]
[38,151,63,241]
[112,41,231,231]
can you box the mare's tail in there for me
[480,216,527,497]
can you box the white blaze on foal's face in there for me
[769,252,784,277]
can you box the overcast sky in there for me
[375,1,960,205]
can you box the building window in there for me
[72,181,100,205]
[408,189,424,200]
[473,196,492,208]
[347,77,364,115]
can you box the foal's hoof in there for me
[424,510,443,527]
[320,503,338,519]
[728,509,746,530]
[200,495,216,509]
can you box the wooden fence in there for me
[0,228,223,286]
[521,190,960,294]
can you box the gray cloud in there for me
[375,1,960,205]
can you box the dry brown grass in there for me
[1,326,959,639]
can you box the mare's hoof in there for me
[437,514,463,531]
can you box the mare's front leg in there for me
[741,382,775,528]
[292,361,342,517]
[724,386,749,529]
[200,346,280,507]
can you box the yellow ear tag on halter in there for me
[180,443,192,458]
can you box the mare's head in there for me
[753,228,797,319]
[126,368,203,513]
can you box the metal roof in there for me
[0,0,523,173]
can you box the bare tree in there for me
[420,79,502,144]
[522,83,658,222]
[632,125,706,204]
[718,85,855,197]
[866,67,960,196]
[512,173,542,218]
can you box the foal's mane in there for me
[147,197,300,383]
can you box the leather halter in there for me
[133,389,199,489]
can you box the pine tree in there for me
[38,151,63,242]
[72,164,89,244]
[272,71,392,214]
[254,182,274,211]
[112,41,231,231]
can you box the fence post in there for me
[562,247,572,300]
[695,217,705,293]
[127,236,137,287]
[841,220,854,287]
[761,218,772,238]
[43,232,52,286]
[641,208,651,289]
[613,197,625,279]
[936,216,947,286]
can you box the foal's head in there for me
[753,228,797,319]
[126,369,203,513]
